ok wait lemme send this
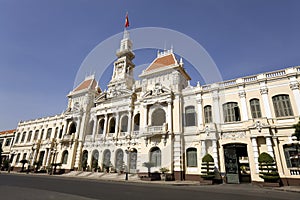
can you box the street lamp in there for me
[125,147,134,181]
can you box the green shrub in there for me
[258,152,280,182]
[201,154,215,180]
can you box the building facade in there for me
[0,129,15,168]
[7,29,300,185]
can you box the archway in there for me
[68,122,76,135]
[223,143,250,184]
[129,148,137,173]
[91,150,99,172]
[81,150,88,171]
[103,149,111,172]
[115,149,124,172]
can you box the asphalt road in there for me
[0,173,298,200]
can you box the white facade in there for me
[8,29,300,185]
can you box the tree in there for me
[258,152,280,182]
[293,118,300,141]
[201,154,215,180]
[143,162,155,177]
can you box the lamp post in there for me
[50,142,57,175]
[125,147,133,181]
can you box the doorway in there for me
[223,143,251,184]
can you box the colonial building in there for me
[0,129,15,165]
[7,28,300,185]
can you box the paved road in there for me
[0,173,298,200]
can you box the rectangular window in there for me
[204,105,212,123]
[223,102,240,122]
[272,95,293,117]
[20,132,26,143]
[250,99,262,119]
[46,128,52,139]
[185,106,196,126]
[187,148,197,167]
[284,144,300,168]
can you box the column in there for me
[128,111,132,135]
[212,91,221,124]
[32,149,38,165]
[251,137,259,173]
[143,105,148,130]
[92,116,97,140]
[201,140,206,158]
[238,89,248,121]
[260,85,272,119]
[62,120,68,135]
[46,148,52,167]
[167,101,173,133]
[196,96,203,127]
[212,140,219,169]
[290,80,300,115]
[43,149,48,166]
[75,117,82,139]
[115,112,119,137]
[103,114,108,136]
[266,136,274,158]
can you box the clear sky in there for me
[1,0,300,130]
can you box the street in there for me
[0,173,299,200]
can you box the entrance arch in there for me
[223,143,251,184]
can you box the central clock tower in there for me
[107,29,135,93]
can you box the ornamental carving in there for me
[260,87,268,95]
[238,91,246,98]
[222,132,246,139]
[289,81,299,90]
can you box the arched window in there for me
[150,147,161,167]
[250,99,262,119]
[272,95,294,117]
[204,105,212,123]
[59,126,63,139]
[27,131,32,143]
[62,150,68,164]
[151,108,166,126]
[223,102,240,122]
[133,114,140,131]
[46,128,52,139]
[109,117,116,133]
[68,122,76,135]
[87,120,94,135]
[98,119,105,134]
[40,129,44,140]
[34,130,39,141]
[20,132,26,143]
[129,149,137,170]
[15,133,20,144]
[54,127,59,139]
[120,116,128,132]
[186,148,197,167]
[185,106,196,126]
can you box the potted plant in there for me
[258,152,280,186]
[200,154,215,184]
[159,167,170,181]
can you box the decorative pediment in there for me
[249,120,269,132]
[95,92,107,103]
[107,88,132,98]
[143,83,172,98]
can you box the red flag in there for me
[125,13,129,28]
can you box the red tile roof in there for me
[73,78,97,92]
[0,129,16,135]
[145,54,176,72]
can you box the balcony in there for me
[290,169,300,175]
[144,123,168,136]
[85,135,93,142]
[62,134,74,141]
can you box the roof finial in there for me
[180,57,183,66]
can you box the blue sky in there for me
[0,0,300,130]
